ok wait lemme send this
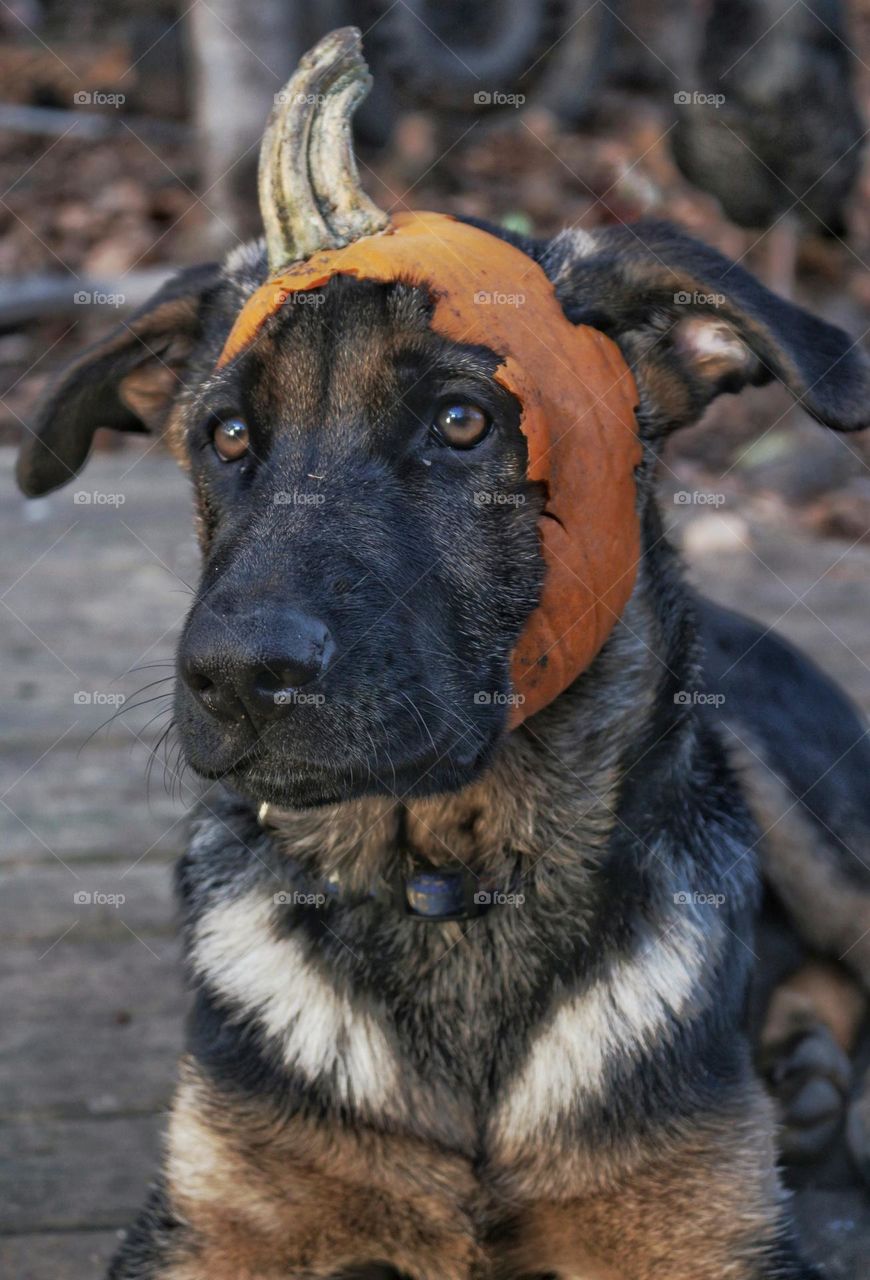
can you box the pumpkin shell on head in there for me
[217,211,641,727]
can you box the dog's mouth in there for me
[183,724,495,809]
[232,746,491,808]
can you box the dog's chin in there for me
[225,740,497,809]
[176,692,507,809]
[183,732,499,810]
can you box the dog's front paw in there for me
[762,1024,852,1163]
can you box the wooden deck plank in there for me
[0,1231,121,1280]
[0,1115,164,1232]
[0,862,177,941]
[1,936,184,1120]
[1,742,193,864]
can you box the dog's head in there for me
[17,30,870,809]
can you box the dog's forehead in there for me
[231,275,501,432]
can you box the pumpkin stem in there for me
[258,27,389,273]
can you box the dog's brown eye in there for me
[433,403,490,449]
[212,416,249,462]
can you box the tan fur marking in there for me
[641,359,694,424]
[163,401,190,467]
[164,1065,482,1280]
[490,1089,783,1280]
[762,959,867,1053]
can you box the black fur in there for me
[699,595,870,881]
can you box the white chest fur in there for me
[493,912,714,1146]
[192,892,399,1110]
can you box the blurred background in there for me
[1,2,870,1277]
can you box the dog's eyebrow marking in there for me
[192,892,398,1109]
[494,910,714,1143]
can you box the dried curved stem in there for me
[258,27,389,273]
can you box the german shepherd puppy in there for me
[16,33,870,1280]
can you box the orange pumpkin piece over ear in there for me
[218,211,641,727]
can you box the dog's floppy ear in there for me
[16,262,221,497]
[543,220,870,436]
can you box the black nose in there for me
[181,607,335,723]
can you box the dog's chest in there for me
[192,889,516,1140]
[191,887,712,1172]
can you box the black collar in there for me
[258,803,525,923]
